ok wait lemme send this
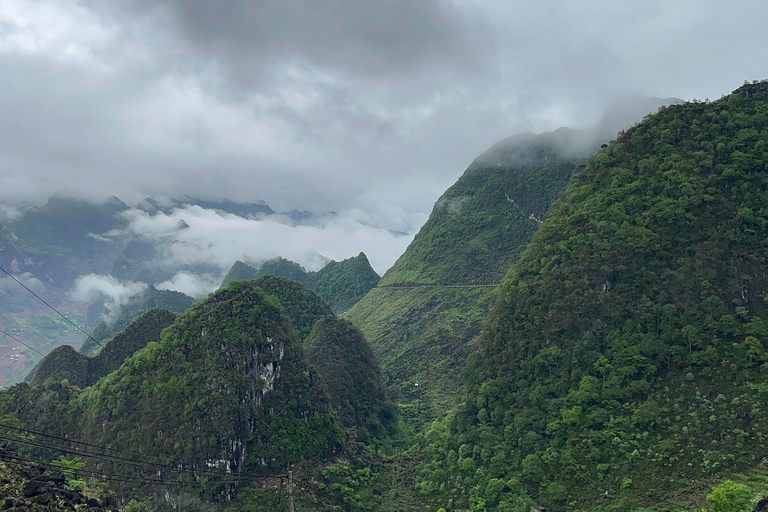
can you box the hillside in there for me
[26,309,177,388]
[419,81,768,511]
[221,252,380,314]
[0,281,346,507]
[80,287,195,356]
[347,96,673,430]
[305,317,399,443]
[249,275,333,341]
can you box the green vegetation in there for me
[81,287,195,356]
[222,252,380,314]
[419,81,768,511]
[347,118,601,431]
[27,309,177,388]
[251,275,334,341]
[305,317,399,443]
[348,286,492,431]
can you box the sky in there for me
[1,0,768,273]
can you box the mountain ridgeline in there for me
[80,287,196,356]
[419,81,768,511]
[26,309,178,388]
[221,252,380,314]
[347,95,674,430]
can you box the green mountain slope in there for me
[221,252,380,314]
[250,275,333,341]
[420,81,768,512]
[346,99,673,430]
[80,287,195,356]
[305,317,399,443]
[57,281,342,501]
[26,309,177,388]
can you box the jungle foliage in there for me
[305,317,399,443]
[221,252,380,314]
[26,309,178,388]
[418,80,768,512]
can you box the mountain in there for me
[137,195,275,218]
[0,280,346,507]
[347,96,675,431]
[80,287,196,356]
[249,275,333,341]
[305,317,399,443]
[419,81,768,511]
[26,309,177,388]
[221,252,380,314]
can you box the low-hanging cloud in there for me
[0,272,44,292]
[118,205,415,276]
[70,274,148,324]
[155,271,220,299]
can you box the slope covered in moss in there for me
[305,317,398,443]
[221,252,380,314]
[26,309,177,388]
[420,81,768,512]
[80,287,195,356]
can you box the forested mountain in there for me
[347,96,673,430]
[26,309,178,388]
[419,81,768,512]
[305,318,399,443]
[221,252,380,314]
[80,287,195,356]
[0,281,347,507]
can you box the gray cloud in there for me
[1,0,767,235]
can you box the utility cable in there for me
[0,424,287,483]
[0,328,46,358]
[0,266,113,355]
[0,433,253,483]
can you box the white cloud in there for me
[120,206,413,275]
[70,274,148,324]
[0,272,44,292]
[155,271,221,299]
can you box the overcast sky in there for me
[2,0,767,233]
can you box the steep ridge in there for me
[70,282,344,479]
[249,275,333,341]
[26,309,178,388]
[347,97,674,430]
[420,81,768,511]
[80,287,195,356]
[305,317,399,443]
[221,252,380,314]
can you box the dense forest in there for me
[221,253,380,314]
[418,80,768,511]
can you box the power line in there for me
[0,424,286,483]
[0,266,113,355]
[0,328,46,358]
[0,433,253,483]
[0,424,251,479]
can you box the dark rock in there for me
[20,479,46,498]
[753,496,768,512]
